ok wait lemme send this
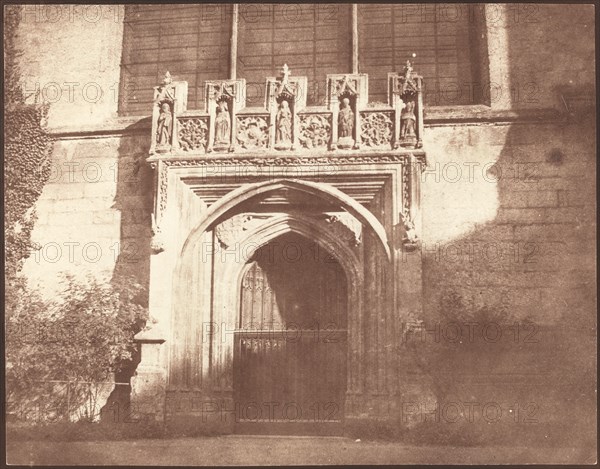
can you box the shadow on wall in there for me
[413,112,596,447]
[101,118,154,421]
[406,5,596,446]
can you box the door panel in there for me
[234,234,347,429]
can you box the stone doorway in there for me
[134,175,425,429]
[233,233,347,434]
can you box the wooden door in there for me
[234,233,347,432]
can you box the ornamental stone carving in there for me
[338,97,355,149]
[215,214,271,248]
[266,65,308,151]
[205,79,245,153]
[400,211,418,251]
[298,114,331,149]
[237,116,269,149]
[150,213,165,254]
[361,111,393,148]
[275,100,292,150]
[324,212,362,247]
[214,100,232,150]
[156,102,173,147]
[334,75,359,98]
[215,214,253,248]
[390,60,424,149]
[148,57,425,155]
[400,100,417,147]
[150,71,188,155]
[178,117,208,152]
[155,71,176,103]
[153,153,422,168]
[153,72,176,153]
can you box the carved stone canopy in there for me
[275,64,296,100]
[266,64,307,111]
[211,82,236,102]
[393,60,422,98]
[336,75,358,97]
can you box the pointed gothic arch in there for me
[179,178,392,262]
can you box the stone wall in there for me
[14,5,124,128]
[413,118,596,447]
[21,132,153,295]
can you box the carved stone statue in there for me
[275,100,292,149]
[338,97,355,148]
[156,102,172,147]
[400,99,417,147]
[401,60,414,95]
[339,98,354,137]
[156,71,175,103]
[401,211,418,250]
[214,100,231,148]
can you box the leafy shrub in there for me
[6,274,148,422]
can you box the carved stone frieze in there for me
[237,116,270,149]
[151,152,422,168]
[298,114,331,149]
[361,111,393,148]
[178,117,208,152]
[149,58,427,156]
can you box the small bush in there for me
[6,274,148,422]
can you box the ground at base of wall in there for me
[7,435,596,466]
[7,417,595,449]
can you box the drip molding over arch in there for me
[179,178,392,262]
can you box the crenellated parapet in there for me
[148,61,425,157]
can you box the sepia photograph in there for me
[4,2,597,465]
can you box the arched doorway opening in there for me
[233,232,348,433]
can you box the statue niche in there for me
[214,100,231,151]
[156,102,173,152]
[400,99,417,147]
[274,99,292,150]
[337,96,355,149]
[397,60,420,148]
